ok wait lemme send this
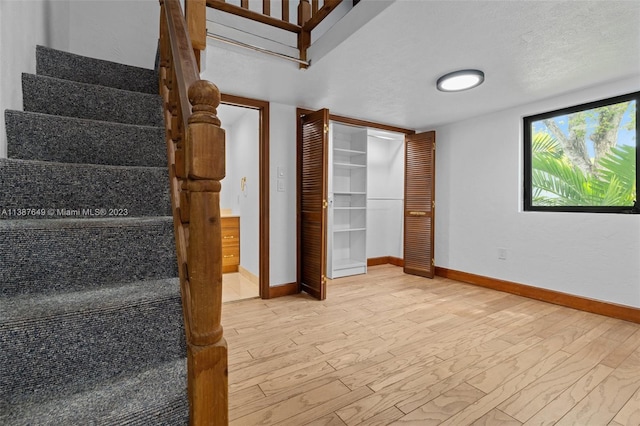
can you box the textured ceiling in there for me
[204,0,640,131]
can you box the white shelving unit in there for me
[327,123,368,279]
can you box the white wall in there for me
[269,102,298,287]
[221,109,260,277]
[367,135,404,259]
[0,0,70,157]
[220,126,236,212]
[66,0,159,69]
[0,0,159,157]
[433,76,640,308]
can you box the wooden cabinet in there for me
[221,216,240,273]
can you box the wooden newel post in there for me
[185,79,228,425]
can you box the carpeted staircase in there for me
[0,46,188,425]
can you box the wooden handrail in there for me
[159,0,228,424]
[302,0,342,32]
[207,0,302,33]
[206,0,343,33]
[164,0,200,131]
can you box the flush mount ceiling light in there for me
[436,69,485,92]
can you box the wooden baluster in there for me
[241,0,248,9]
[159,3,169,92]
[169,69,187,179]
[298,0,311,25]
[166,64,175,112]
[263,0,271,16]
[312,0,319,15]
[177,90,189,224]
[185,0,206,70]
[184,79,228,426]
[159,2,170,109]
[282,0,289,22]
[298,0,311,69]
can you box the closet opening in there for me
[298,109,431,300]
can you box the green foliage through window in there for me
[524,92,639,213]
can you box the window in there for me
[524,92,638,213]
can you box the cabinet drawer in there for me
[221,216,239,229]
[222,246,240,266]
[222,228,239,246]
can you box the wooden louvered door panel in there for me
[299,109,329,300]
[404,131,435,278]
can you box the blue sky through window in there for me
[532,100,636,158]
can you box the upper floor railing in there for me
[207,0,342,29]
[206,0,344,66]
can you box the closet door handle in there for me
[408,211,427,216]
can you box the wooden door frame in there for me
[297,109,415,135]
[221,94,270,298]
[296,108,414,294]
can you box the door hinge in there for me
[433,143,436,151]
[432,200,435,209]
[324,124,329,134]
[432,258,435,266]
[323,199,328,209]
[322,275,327,285]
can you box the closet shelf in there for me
[334,148,366,156]
[334,162,366,169]
[334,191,366,195]
[333,227,366,233]
[333,258,367,270]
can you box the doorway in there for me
[219,95,270,301]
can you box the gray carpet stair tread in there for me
[22,73,163,127]
[0,158,171,218]
[5,110,166,167]
[1,277,180,321]
[0,217,177,296]
[1,278,185,407]
[36,45,158,94]
[0,358,188,426]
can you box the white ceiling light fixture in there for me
[436,69,485,92]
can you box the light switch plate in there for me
[277,179,285,192]
[277,166,286,178]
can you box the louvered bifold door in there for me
[404,131,436,278]
[299,109,329,300]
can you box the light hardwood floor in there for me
[221,265,640,425]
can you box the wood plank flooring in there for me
[222,265,640,425]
